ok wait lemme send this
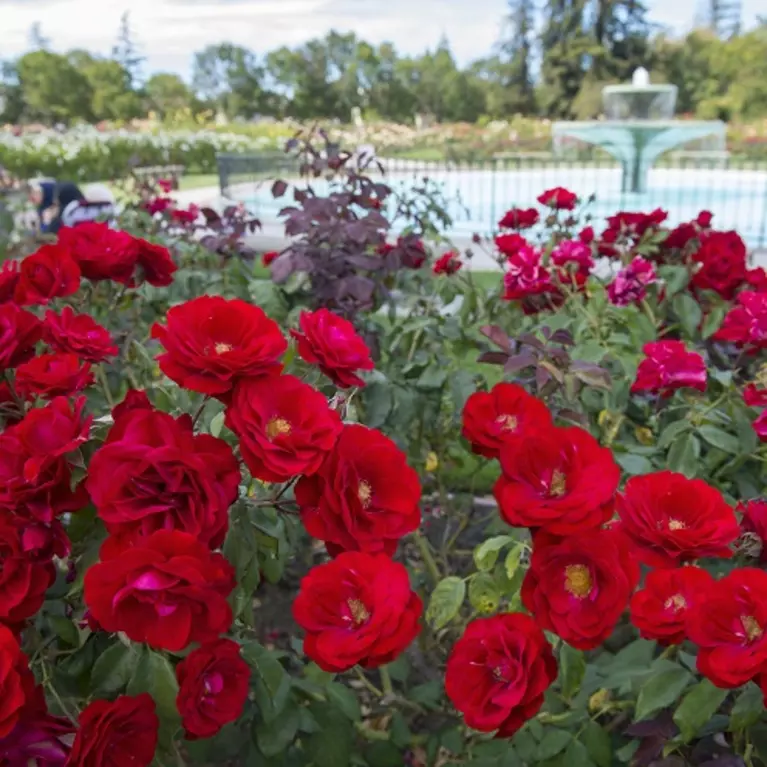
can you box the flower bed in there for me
[3,140,767,766]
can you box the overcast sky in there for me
[1,0,763,79]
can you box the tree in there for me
[0,61,24,123]
[28,22,50,50]
[112,12,144,87]
[493,0,537,114]
[146,73,194,118]
[68,51,141,121]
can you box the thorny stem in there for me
[191,396,210,427]
[95,364,115,408]
[379,665,394,698]
[2,370,26,414]
[354,667,383,698]
[413,530,441,586]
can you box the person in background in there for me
[27,179,115,233]
[27,178,59,232]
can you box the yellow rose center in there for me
[495,414,518,432]
[212,342,233,355]
[347,598,370,624]
[664,593,687,611]
[265,417,292,440]
[358,481,372,508]
[668,518,686,531]
[564,564,592,598]
[549,469,567,497]
[742,615,763,642]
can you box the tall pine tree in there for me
[112,12,145,87]
[498,0,536,114]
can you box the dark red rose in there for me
[111,389,151,421]
[696,210,713,228]
[432,252,462,275]
[0,261,20,304]
[84,530,235,651]
[0,625,37,738]
[445,613,557,737]
[606,209,667,238]
[293,551,422,671]
[134,238,177,287]
[58,223,139,286]
[226,374,342,483]
[746,268,767,293]
[0,514,56,626]
[262,251,279,266]
[87,400,239,549]
[537,187,577,210]
[397,236,427,269]
[754,411,767,442]
[0,381,21,425]
[296,424,421,554]
[0,304,43,370]
[631,341,706,396]
[691,230,748,300]
[170,205,199,225]
[616,471,739,567]
[43,307,118,362]
[503,246,553,302]
[461,382,553,459]
[607,256,656,307]
[175,639,250,740]
[744,384,767,408]
[144,197,173,215]
[494,233,528,258]
[13,244,80,306]
[290,309,374,389]
[739,500,767,561]
[664,222,698,250]
[158,178,173,193]
[15,353,93,400]
[498,207,539,230]
[578,226,595,244]
[687,568,767,688]
[152,296,286,397]
[67,694,158,767]
[494,425,620,535]
[630,565,714,646]
[521,529,638,650]
[0,698,72,765]
[714,291,767,350]
[550,240,594,274]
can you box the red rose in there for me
[691,230,748,299]
[607,256,656,307]
[0,303,43,370]
[43,307,118,362]
[697,210,713,228]
[15,353,93,400]
[397,236,427,269]
[754,411,767,442]
[550,239,594,274]
[134,238,177,287]
[494,425,620,535]
[631,341,706,396]
[0,625,37,738]
[578,226,595,244]
[495,232,528,258]
[739,500,767,561]
[296,424,421,554]
[607,209,667,238]
[616,471,740,567]
[537,187,577,210]
[294,551,422,671]
[746,268,767,293]
[0,698,72,765]
[687,568,767,688]
[498,207,539,230]
[13,244,80,306]
[262,251,279,266]
[144,197,173,215]
[67,694,158,767]
[59,223,139,285]
[87,399,239,549]
[461,382,553,459]
[291,309,374,389]
[432,252,462,276]
[170,205,199,225]
[175,639,250,740]
[521,529,639,650]
[226,374,342,483]
[445,613,557,737]
[84,530,235,651]
[664,222,698,251]
[0,514,55,626]
[151,296,286,396]
[0,261,20,304]
[503,246,553,303]
[629,566,714,646]
[714,291,767,350]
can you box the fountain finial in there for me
[632,67,650,87]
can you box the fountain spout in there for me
[632,67,650,88]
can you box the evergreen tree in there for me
[112,12,145,87]
[28,23,50,50]
[497,0,536,114]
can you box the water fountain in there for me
[552,68,726,194]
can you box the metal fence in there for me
[216,152,767,250]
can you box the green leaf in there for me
[535,728,572,761]
[697,425,742,455]
[468,572,501,614]
[563,738,596,767]
[616,453,654,475]
[658,420,690,449]
[673,678,729,742]
[473,535,514,571]
[559,644,586,701]
[90,642,139,698]
[659,265,690,296]
[417,366,447,390]
[126,647,180,734]
[672,293,703,339]
[635,667,692,721]
[365,742,404,767]
[254,700,300,757]
[450,370,477,413]
[505,543,524,580]
[426,577,465,629]
[730,682,764,731]
[242,641,291,723]
[326,682,361,722]
[667,433,700,478]
[49,616,80,647]
[209,411,225,437]
[580,721,612,767]
[363,382,393,429]
[307,701,354,767]
[701,305,727,338]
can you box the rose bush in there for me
[5,146,767,767]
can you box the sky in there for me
[0,0,763,80]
